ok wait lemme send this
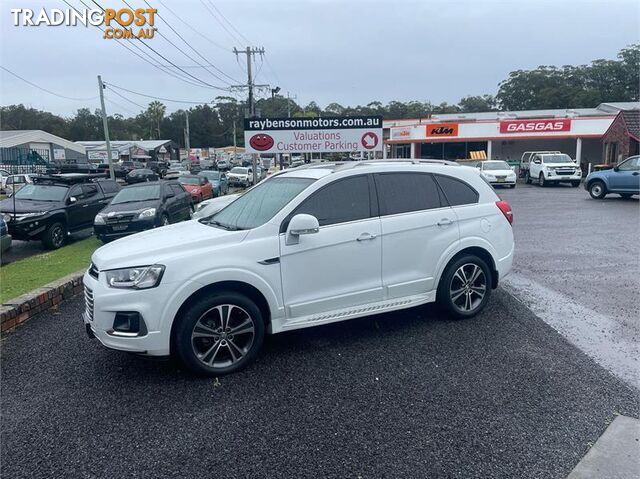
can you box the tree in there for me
[145,101,166,139]
[458,95,497,112]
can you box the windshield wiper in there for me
[208,219,243,231]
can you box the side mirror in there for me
[613,166,620,172]
[533,159,541,164]
[286,214,319,245]
[68,196,77,204]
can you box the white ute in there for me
[525,152,582,187]
[83,160,515,376]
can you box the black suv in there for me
[94,180,192,242]
[0,175,120,249]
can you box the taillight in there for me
[496,200,513,225]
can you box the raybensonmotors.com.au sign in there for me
[244,116,383,154]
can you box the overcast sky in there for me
[1,0,638,117]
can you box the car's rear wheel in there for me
[571,181,581,187]
[437,255,492,319]
[589,180,607,199]
[160,214,170,226]
[42,222,66,250]
[538,173,546,187]
[174,292,265,376]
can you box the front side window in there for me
[211,176,315,230]
[291,175,372,227]
[375,173,442,215]
[618,156,640,171]
[434,175,479,206]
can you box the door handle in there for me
[437,218,455,226]
[356,232,377,241]
[82,204,89,208]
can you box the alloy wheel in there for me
[591,184,603,197]
[191,304,256,369]
[52,225,64,248]
[449,263,486,312]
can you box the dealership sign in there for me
[426,123,458,137]
[244,116,383,154]
[390,127,413,140]
[500,119,571,134]
[87,150,119,161]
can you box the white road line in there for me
[503,273,639,391]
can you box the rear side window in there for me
[291,175,372,227]
[375,173,443,215]
[434,175,479,206]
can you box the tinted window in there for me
[170,184,185,196]
[292,175,372,227]
[98,181,119,193]
[434,175,479,206]
[82,184,98,198]
[375,173,442,215]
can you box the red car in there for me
[178,175,213,203]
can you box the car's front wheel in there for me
[437,255,492,319]
[42,222,66,250]
[174,292,265,376]
[589,180,607,199]
[525,171,532,184]
[571,181,581,187]
[538,173,547,187]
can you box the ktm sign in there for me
[426,123,458,137]
[500,119,571,134]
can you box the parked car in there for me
[164,169,190,180]
[0,216,11,253]
[94,181,192,243]
[227,167,253,187]
[0,168,11,193]
[198,170,228,196]
[125,169,159,184]
[4,173,39,195]
[216,159,230,171]
[519,150,561,177]
[179,175,213,203]
[120,161,144,173]
[290,159,304,168]
[472,160,517,188]
[96,163,128,179]
[193,193,241,219]
[147,161,168,178]
[0,175,120,249]
[525,153,581,187]
[84,160,514,376]
[584,155,640,199]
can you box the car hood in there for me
[0,198,63,214]
[101,199,159,214]
[92,219,249,270]
[545,162,579,168]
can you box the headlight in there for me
[105,264,165,289]
[2,213,12,223]
[138,208,156,219]
[94,214,106,225]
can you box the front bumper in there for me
[487,179,517,186]
[94,217,156,240]
[228,177,249,186]
[6,219,48,241]
[545,171,582,182]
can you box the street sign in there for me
[244,116,383,154]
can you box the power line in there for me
[0,65,96,101]
[208,1,252,45]
[106,87,146,109]
[142,0,240,84]
[105,96,139,116]
[200,0,244,45]
[87,0,230,91]
[62,0,215,90]
[105,82,215,105]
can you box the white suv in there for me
[525,153,582,187]
[83,160,514,375]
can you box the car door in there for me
[279,174,383,319]
[81,184,104,222]
[161,184,178,220]
[374,172,458,298]
[66,184,94,229]
[170,183,191,220]
[609,156,640,191]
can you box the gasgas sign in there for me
[500,119,571,134]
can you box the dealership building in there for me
[383,102,640,167]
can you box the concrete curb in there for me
[1,269,85,335]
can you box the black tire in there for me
[174,291,265,376]
[525,171,532,184]
[571,181,581,187]
[588,180,607,199]
[42,222,66,250]
[620,193,633,199]
[538,173,546,187]
[160,214,170,226]
[437,255,492,319]
[510,183,516,189]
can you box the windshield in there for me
[209,177,314,230]
[179,176,200,185]
[200,171,219,180]
[542,154,572,163]
[14,184,68,202]
[230,167,248,174]
[483,161,511,171]
[112,184,160,204]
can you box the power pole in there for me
[232,47,269,185]
[287,91,297,118]
[184,111,190,163]
[97,75,115,180]
[233,120,237,158]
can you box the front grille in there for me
[556,170,574,176]
[105,213,136,224]
[84,286,94,321]
[88,263,99,279]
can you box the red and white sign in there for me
[390,127,412,140]
[361,132,379,149]
[500,119,571,134]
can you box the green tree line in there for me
[1,45,637,148]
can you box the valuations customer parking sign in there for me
[244,116,383,154]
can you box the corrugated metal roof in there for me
[597,102,640,113]
[75,139,173,151]
[0,130,86,154]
